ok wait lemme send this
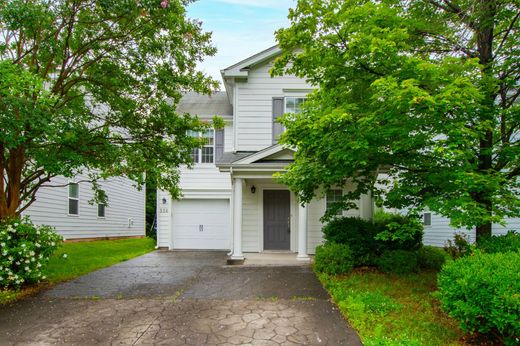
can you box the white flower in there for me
[13,223,18,227]
[15,261,20,265]
[25,266,29,271]
[63,254,68,259]
[0,277,3,281]
[35,243,41,248]
[42,276,46,280]
[1,242,5,247]
[29,251,35,256]
[51,242,55,246]
[21,244,26,248]
[31,258,35,262]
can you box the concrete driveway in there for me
[0,251,361,345]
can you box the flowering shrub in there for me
[0,218,62,288]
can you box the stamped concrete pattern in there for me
[0,251,361,345]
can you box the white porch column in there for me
[297,203,310,260]
[231,177,244,260]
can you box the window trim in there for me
[68,182,80,216]
[326,189,343,216]
[189,129,215,165]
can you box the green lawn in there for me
[1,237,156,304]
[319,269,463,346]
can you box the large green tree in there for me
[273,0,519,240]
[0,0,217,219]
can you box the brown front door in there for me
[263,190,291,250]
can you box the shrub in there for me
[0,218,62,288]
[444,233,472,259]
[322,217,382,266]
[437,251,520,344]
[322,214,423,267]
[477,230,519,254]
[314,243,354,275]
[377,250,418,274]
[374,213,423,252]
[416,246,450,271]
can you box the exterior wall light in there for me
[250,185,256,194]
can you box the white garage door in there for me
[172,199,230,250]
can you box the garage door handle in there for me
[199,225,203,232]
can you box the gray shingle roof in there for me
[216,151,256,165]
[176,92,232,116]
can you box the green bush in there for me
[314,243,354,275]
[0,218,62,288]
[437,251,520,344]
[477,231,519,254]
[322,217,381,266]
[322,214,423,267]
[373,213,423,252]
[377,250,418,274]
[416,246,450,271]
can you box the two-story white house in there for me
[156,46,373,260]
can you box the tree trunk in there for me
[0,146,24,221]
[473,0,496,243]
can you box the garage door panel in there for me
[172,199,230,250]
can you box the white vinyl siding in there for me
[235,61,312,151]
[23,174,145,240]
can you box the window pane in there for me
[69,199,79,215]
[201,147,214,163]
[191,148,199,163]
[326,189,342,215]
[69,183,78,198]
[285,97,295,113]
[203,130,214,145]
[295,98,306,113]
[98,204,105,218]
[423,213,432,226]
[187,130,198,138]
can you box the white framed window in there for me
[423,212,432,226]
[68,182,79,215]
[188,129,214,164]
[326,189,343,216]
[284,97,306,114]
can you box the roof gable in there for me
[221,45,281,79]
[233,145,294,165]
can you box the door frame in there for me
[260,187,294,251]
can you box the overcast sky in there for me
[187,0,296,85]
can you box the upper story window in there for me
[273,97,307,144]
[326,189,343,216]
[188,129,214,164]
[68,182,79,215]
[285,97,306,114]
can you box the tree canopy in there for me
[0,0,218,218]
[272,0,520,239]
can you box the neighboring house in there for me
[23,174,145,240]
[156,46,373,259]
[420,211,519,247]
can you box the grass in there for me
[1,237,156,304]
[319,268,463,346]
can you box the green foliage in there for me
[437,251,520,344]
[0,218,62,288]
[0,0,218,218]
[145,171,157,239]
[322,215,423,266]
[322,217,381,266]
[319,271,462,345]
[444,233,472,259]
[272,0,520,239]
[477,231,520,254]
[373,212,423,252]
[314,243,354,275]
[377,250,418,274]
[416,246,450,271]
